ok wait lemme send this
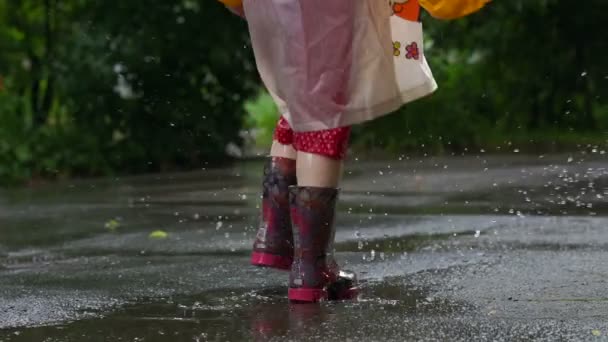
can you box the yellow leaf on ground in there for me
[149,230,168,239]
[105,219,120,231]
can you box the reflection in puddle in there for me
[2,282,464,342]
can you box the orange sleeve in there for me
[420,0,491,20]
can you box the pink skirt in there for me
[243,0,436,132]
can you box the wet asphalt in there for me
[1,153,608,341]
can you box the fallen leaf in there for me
[149,230,168,239]
[105,219,120,231]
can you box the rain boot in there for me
[288,186,358,302]
[251,157,297,270]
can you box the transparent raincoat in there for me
[223,0,490,131]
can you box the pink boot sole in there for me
[251,252,292,270]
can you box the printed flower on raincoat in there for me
[405,42,419,60]
[393,41,401,57]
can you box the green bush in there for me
[0,0,258,184]
[243,91,279,149]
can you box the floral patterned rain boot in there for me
[288,186,359,302]
[250,157,297,270]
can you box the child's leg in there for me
[288,126,357,302]
[270,116,297,160]
[250,116,297,270]
[293,127,351,187]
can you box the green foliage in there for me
[0,0,257,184]
[243,91,279,149]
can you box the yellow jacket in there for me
[218,0,490,20]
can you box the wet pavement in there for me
[1,153,608,341]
